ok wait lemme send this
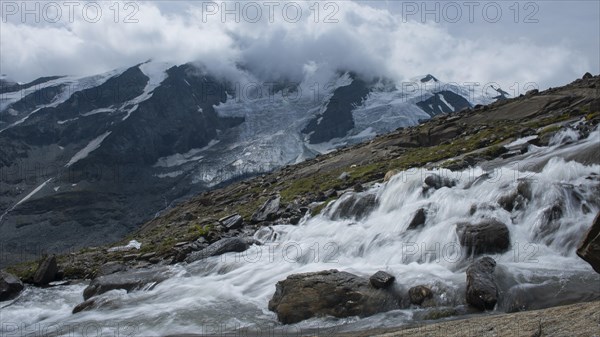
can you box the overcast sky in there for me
[1,0,598,90]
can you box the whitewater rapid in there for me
[2,127,599,336]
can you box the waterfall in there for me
[2,128,599,336]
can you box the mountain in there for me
[0,62,487,266]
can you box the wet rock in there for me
[408,285,433,305]
[33,255,58,286]
[466,257,498,311]
[456,219,510,256]
[407,208,427,230]
[329,193,378,220]
[369,271,395,289]
[185,237,261,263]
[268,269,401,324]
[251,195,280,223]
[73,297,120,314]
[533,203,564,244]
[0,271,24,301]
[424,174,456,190]
[577,212,600,273]
[83,267,169,300]
[219,214,243,230]
[497,180,532,212]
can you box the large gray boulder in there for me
[577,212,600,273]
[83,267,169,300]
[33,255,58,286]
[0,271,24,301]
[268,269,401,324]
[185,237,260,263]
[466,257,498,311]
[456,219,510,256]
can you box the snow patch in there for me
[65,131,112,167]
[438,93,454,111]
[15,178,52,206]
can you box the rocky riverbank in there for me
[2,73,600,335]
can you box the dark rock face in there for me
[456,220,510,256]
[408,285,433,306]
[251,195,281,223]
[407,208,427,230]
[466,257,498,311]
[0,271,24,301]
[416,90,471,117]
[369,271,395,289]
[424,174,456,190]
[302,74,371,144]
[268,269,401,324]
[577,212,600,273]
[0,63,245,268]
[33,255,58,286]
[185,237,260,263]
[329,193,378,220]
[83,267,169,300]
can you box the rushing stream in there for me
[2,127,599,336]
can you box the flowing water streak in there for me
[2,128,599,336]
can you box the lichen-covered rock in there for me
[268,269,401,324]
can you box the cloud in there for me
[0,1,593,91]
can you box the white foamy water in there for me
[2,128,599,336]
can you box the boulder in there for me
[185,237,260,263]
[424,174,456,190]
[407,208,427,230]
[97,262,127,277]
[369,271,395,289]
[33,255,58,286]
[408,285,433,306]
[0,271,24,301]
[73,297,120,314]
[251,195,281,223]
[219,214,243,230]
[466,257,498,311]
[268,269,401,324]
[384,170,399,182]
[456,219,510,256]
[83,267,169,300]
[329,193,378,220]
[577,212,600,273]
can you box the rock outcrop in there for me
[577,212,600,273]
[33,255,58,286]
[268,269,401,324]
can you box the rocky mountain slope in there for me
[0,62,481,267]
